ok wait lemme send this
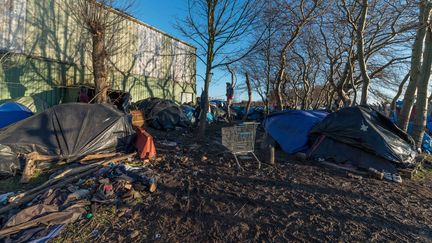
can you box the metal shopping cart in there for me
[221,122,261,170]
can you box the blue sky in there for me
[132,0,242,101]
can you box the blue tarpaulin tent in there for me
[263,110,328,154]
[0,102,33,129]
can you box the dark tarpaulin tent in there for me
[308,106,417,172]
[0,103,135,176]
[136,98,191,130]
[263,110,328,154]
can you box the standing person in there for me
[78,86,90,103]
[226,82,234,119]
[195,89,206,123]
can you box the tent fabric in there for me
[0,96,48,114]
[391,111,432,154]
[13,96,49,113]
[263,110,328,154]
[309,105,417,168]
[0,102,33,129]
[0,103,135,175]
[309,136,399,173]
[136,98,191,130]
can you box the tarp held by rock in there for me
[0,103,135,176]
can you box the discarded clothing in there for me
[0,202,88,237]
[29,225,65,243]
[5,204,59,228]
[0,103,135,175]
[263,110,328,154]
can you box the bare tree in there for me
[243,72,252,120]
[398,0,432,131]
[177,0,262,136]
[390,73,410,111]
[412,13,432,147]
[65,0,133,103]
[273,0,323,111]
[356,0,371,105]
[226,0,415,114]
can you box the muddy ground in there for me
[58,124,432,242]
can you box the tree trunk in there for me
[358,0,371,105]
[198,57,213,137]
[92,32,108,104]
[243,72,252,121]
[390,73,410,111]
[398,0,430,131]
[412,24,432,148]
[275,67,285,111]
[198,3,215,137]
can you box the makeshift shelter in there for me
[0,103,135,175]
[136,98,191,130]
[0,102,33,129]
[13,96,49,113]
[308,106,417,173]
[263,110,328,154]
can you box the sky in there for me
[132,0,243,101]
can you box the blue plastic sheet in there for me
[0,102,33,128]
[391,111,432,154]
[263,110,328,154]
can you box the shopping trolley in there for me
[221,122,262,170]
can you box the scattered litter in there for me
[28,224,65,243]
[347,173,363,180]
[0,192,14,205]
[130,230,140,239]
[160,141,177,147]
[66,189,90,202]
[90,229,100,238]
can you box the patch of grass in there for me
[53,206,119,242]
[0,172,49,193]
[414,164,432,181]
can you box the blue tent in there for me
[263,110,328,154]
[391,111,432,154]
[0,102,33,128]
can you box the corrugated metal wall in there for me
[0,0,196,105]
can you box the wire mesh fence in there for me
[221,122,261,169]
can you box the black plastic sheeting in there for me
[309,105,417,168]
[0,103,135,176]
[309,136,400,173]
[136,98,191,130]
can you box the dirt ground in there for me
[58,124,432,242]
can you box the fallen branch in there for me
[20,152,120,183]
